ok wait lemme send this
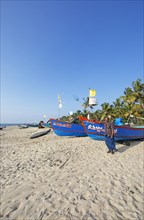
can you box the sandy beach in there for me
[0,126,144,220]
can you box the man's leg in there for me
[111,137,117,152]
[105,136,112,152]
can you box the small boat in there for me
[18,124,28,129]
[50,119,87,137]
[0,126,6,130]
[83,121,144,141]
[30,129,51,139]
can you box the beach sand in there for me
[0,126,144,220]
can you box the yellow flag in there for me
[89,89,96,97]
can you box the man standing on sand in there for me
[104,116,117,154]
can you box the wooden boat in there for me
[50,119,87,137]
[18,124,28,129]
[83,121,144,141]
[30,129,51,139]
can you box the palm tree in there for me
[131,79,144,109]
[60,79,143,124]
[120,87,133,103]
[120,79,144,123]
[112,98,124,118]
[100,102,113,121]
[82,97,96,119]
[82,97,89,109]
[121,79,144,106]
[93,109,102,121]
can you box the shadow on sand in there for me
[116,140,144,153]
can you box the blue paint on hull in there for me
[53,129,87,137]
[83,121,144,141]
[50,119,87,137]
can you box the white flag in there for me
[89,97,96,105]
[58,93,62,108]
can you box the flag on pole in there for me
[89,89,96,105]
[58,93,61,103]
[89,89,96,97]
[58,93,62,108]
[89,97,96,105]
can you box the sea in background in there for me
[0,123,26,127]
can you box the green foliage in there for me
[61,79,144,124]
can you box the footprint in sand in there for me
[49,159,63,167]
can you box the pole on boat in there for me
[58,103,62,119]
[58,93,62,119]
[88,88,97,120]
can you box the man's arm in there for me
[111,123,114,138]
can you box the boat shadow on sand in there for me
[116,140,144,153]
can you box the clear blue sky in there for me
[1,0,143,123]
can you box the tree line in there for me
[61,79,144,125]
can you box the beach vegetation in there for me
[60,79,144,125]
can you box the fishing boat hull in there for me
[50,119,87,137]
[83,121,144,141]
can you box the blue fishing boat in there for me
[83,121,144,141]
[50,119,87,137]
